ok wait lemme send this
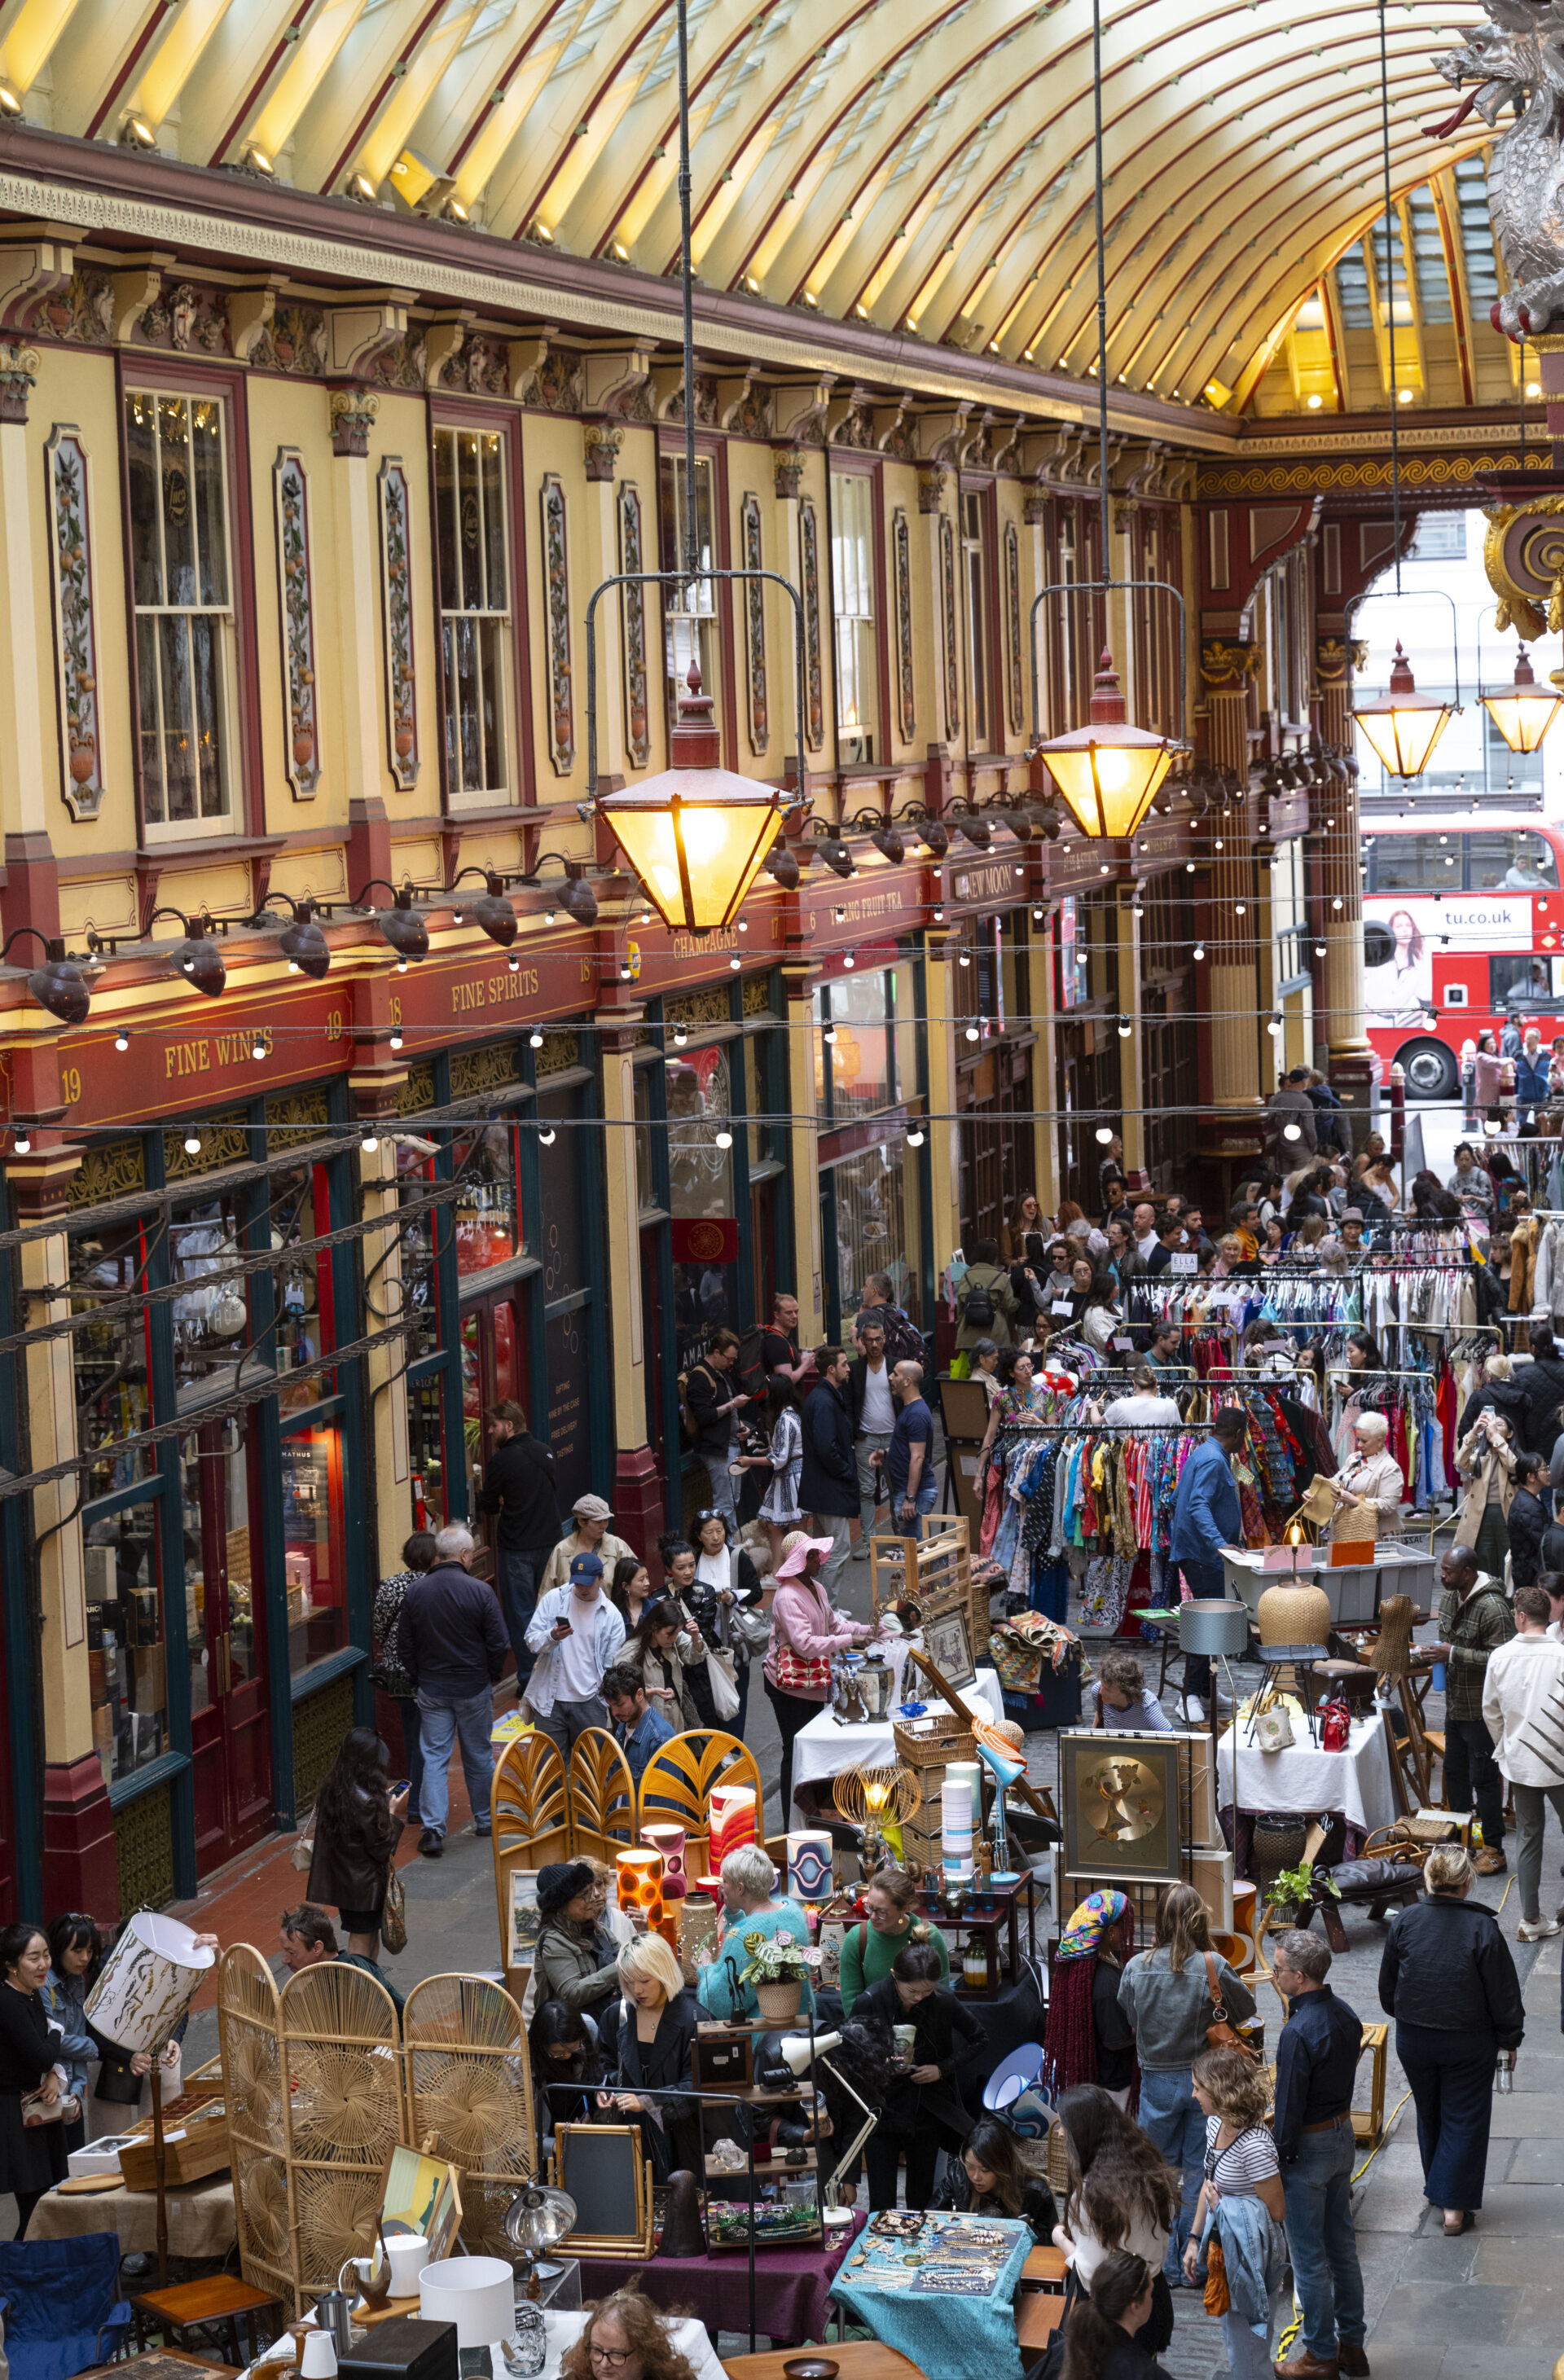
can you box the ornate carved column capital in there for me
[1200,639,1262,690]
[772,450,805,500]
[584,420,624,483]
[329,386,380,459]
[0,340,39,424]
[918,468,948,516]
[1023,490,1048,526]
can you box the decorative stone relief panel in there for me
[1004,520,1024,736]
[740,490,768,756]
[617,482,650,769]
[893,507,915,748]
[940,513,960,742]
[274,449,321,797]
[378,459,419,790]
[46,426,104,819]
[798,497,825,752]
[540,472,575,774]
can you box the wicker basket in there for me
[893,1713,977,1767]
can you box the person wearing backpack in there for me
[956,1238,1017,1350]
[684,1328,755,1531]
[854,1271,927,1372]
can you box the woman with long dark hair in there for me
[0,1921,69,2237]
[1052,2084,1180,2355]
[42,1912,100,2154]
[306,1727,407,1956]
[857,1940,985,2210]
[529,1999,604,2153]
[1060,2252,1172,2380]
[939,2113,1059,2235]
[610,1555,661,1634]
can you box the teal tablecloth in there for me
[829,2211,1031,2380]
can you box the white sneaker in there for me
[1177,1695,1206,1724]
[1522,1914,1562,1940]
[1211,1680,1234,1709]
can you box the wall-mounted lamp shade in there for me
[870,825,906,866]
[1035,648,1173,838]
[278,911,331,981]
[953,815,992,850]
[468,887,519,947]
[1481,648,1563,756]
[376,895,429,963]
[917,818,951,858]
[175,933,226,997]
[559,876,599,927]
[5,932,92,1026]
[1351,642,1456,780]
[764,845,801,892]
[596,669,781,931]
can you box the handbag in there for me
[1202,2233,1231,2317]
[705,1647,741,1722]
[1253,1703,1295,1751]
[380,1862,407,1956]
[772,1640,831,1695]
[729,1603,773,1658]
[1204,1951,1259,2059]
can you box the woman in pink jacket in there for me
[763,1535,873,1822]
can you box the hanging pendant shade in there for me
[1034,647,1173,838]
[595,665,783,931]
[1351,641,1456,780]
[1481,647,1564,755]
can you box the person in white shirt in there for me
[1132,1202,1160,1263]
[524,1551,627,1759]
[1099,1363,1182,1426]
[1482,1580,1564,1939]
[851,1315,898,1557]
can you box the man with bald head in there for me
[1132,1201,1159,1262]
[888,1360,938,1539]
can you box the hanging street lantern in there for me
[1481,646,1564,755]
[1351,641,1456,782]
[1034,648,1173,839]
[596,664,784,931]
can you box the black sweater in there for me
[0,1984,56,2096]
[1509,1488,1549,1591]
[477,1432,560,1552]
[1377,1895,1525,2049]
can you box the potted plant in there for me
[737,1930,814,2024]
[1264,1860,1339,1930]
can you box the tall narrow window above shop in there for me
[830,468,877,765]
[658,450,718,720]
[124,390,238,836]
[961,488,992,750]
[433,426,515,804]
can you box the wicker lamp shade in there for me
[1257,1581,1332,1648]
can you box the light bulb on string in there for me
[11,1131,29,1155]
[673,1023,688,1047]
[1283,1122,1302,1141]
[251,1033,266,1061]
[1117,1014,1132,1039]
[1193,943,1206,960]
[389,1028,404,1051]
[824,1025,837,1045]
[714,1129,733,1149]
[906,1125,925,1148]
[1095,1126,1115,1144]
[965,1023,981,1043]
[539,1127,557,1146]
[362,1133,380,1153]
[508,953,521,973]
[184,1131,201,1155]
[530,1030,545,1049]
[114,1030,129,1052]
[1315,942,1328,957]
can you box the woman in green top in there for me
[838,1867,949,2012]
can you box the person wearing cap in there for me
[763,1535,874,1821]
[538,1492,636,1598]
[524,1549,628,1758]
[533,1860,622,2016]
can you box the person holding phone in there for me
[524,1551,628,1758]
[683,1330,753,1532]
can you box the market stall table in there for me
[792,1670,1006,1816]
[29,2174,237,2259]
[570,2210,865,2346]
[1216,1712,1398,1846]
[548,2311,727,2380]
[829,2209,1032,2380]
[724,2351,922,2380]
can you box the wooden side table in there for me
[130,2277,283,2368]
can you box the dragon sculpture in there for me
[1434,0,1564,336]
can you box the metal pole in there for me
[1092,0,1111,591]
[677,0,698,598]
[1378,0,1401,594]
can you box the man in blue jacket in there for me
[1169,1407,1247,1723]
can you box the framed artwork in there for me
[380,2144,462,2264]
[925,1609,976,1693]
[1060,1730,1184,1886]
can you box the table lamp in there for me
[708,1784,757,1867]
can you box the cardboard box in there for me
[131,1644,166,1715]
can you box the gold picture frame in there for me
[1060,1729,1184,1886]
[551,2124,655,2260]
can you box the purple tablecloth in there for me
[573,2210,865,2343]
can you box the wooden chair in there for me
[490,1728,569,1991]
[637,1728,768,1873]
[567,1726,638,1861]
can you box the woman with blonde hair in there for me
[1117,1884,1256,2282]
[558,2289,700,2380]
[1324,1411,1406,1543]
[1183,2048,1288,2379]
[598,1933,700,2180]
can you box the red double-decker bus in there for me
[1362,815,1564,1098]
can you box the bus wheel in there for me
[1396,1038,1459,1100]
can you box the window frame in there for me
[118,358,258,848]
[827,453,886,769]
[429,402,532,817]
[959,476,1001,753]
[657,430,735,764]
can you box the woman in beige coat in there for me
[1455,1407,1518,1579]
[1324,1412,1406,1542]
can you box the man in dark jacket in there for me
[397,1522,509,1856]
[800,1347,859,1596]
[1270,1930,1368,2380]
[477,1399,561,1693]
[685,1328,753,1531]
[1430,1545,1516,1875]
[1517,1329,1564,1453]
[1507,1454,1550,1591]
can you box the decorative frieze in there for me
[918,468,947,516]
[253,305,327,375]
[773,450,804,501]
[540,472,575,774]
[1004,520,1024,736]
[741,490,768,755]
[798,496,824,751]
[617,482,650,769]
[940,513,960,740]
[378,459,419,789]
[274,450,322,797]
[1200,639,1262,689]
[46,427,104,819]
[893,507,916,746]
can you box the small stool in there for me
[131,2278,283,2367]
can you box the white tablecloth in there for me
[792,1666,1006,1811]
[1217,1712,1397,1836]
[543,2310,727,2380]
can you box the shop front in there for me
[941,848,1047,1249]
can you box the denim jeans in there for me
[891,1471,940,1539]
[416,1686,496,1839]
[396,1696,426,1822]
[1282,2114,1365,2359]
[498,1547,544,1689]
[702,1447,740,1532]
[1136,2066,1205,2277]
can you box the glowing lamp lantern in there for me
[787,1829,833,1902]
[616,1846,666,1938]
[641,1821,688,1899]
[1481,648,1564,755]
[1035,648,1173,838]
[595,665,784,930]
[708,1783,758,1869]
[1351,642,1455,780]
